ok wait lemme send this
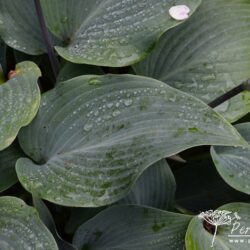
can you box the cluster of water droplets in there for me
[81,89,135,133]
[64,0,170,64]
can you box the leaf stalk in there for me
[34,0,59,81]
[208,79,250,108]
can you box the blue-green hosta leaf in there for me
[0,0,47,55]
[118,159,176,210]
[0,196,58,250]
[49,0,201,66]
[70,160,176,233]
[33,198,77,250]
[211,122,250,195]
[0,61,41,151]
[0,141,25,192]
[16,74,248,207]
[185,203,250,250]
[73,205,192,250]
[134,0,250,122]
[0,0,201,67]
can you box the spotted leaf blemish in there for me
[7,70,17,79]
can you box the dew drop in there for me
[103,114,112,120]
[204,63,214,70]
[124,99,133,106]
[88,78,102,85]
[112,109,121,117]
[84,123,93,131]
[107,102,113,108]
[201,74,216,81]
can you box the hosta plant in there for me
[0,0,250,249]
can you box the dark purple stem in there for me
[208,79,250,108]
[34,0,59,81]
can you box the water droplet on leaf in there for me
[84,123,93,131]
[112,109,121,117]
[124,99,133,106]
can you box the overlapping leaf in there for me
[0,61,41,150]
[15,74,248,207]
[65,160,175,233]
[134,0,250,122]
[33,198,77,250]
[0,0,201,66]
[119,159,176,210]
[211,123,250,195]
[73,205,192,250]
[185,203,250,250]
[0,196,58,250]
[0,141,24,192]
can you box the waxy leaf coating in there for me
[0,196,58,250]
[0,0,201,67]
[211,123,250,195]
[73,205,192,250]
[16,74,247,207]
[134,0,250,122]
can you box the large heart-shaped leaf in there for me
[73,205,192,250]
[0,141,24,192]
[211,122,250,195]
[0,0,201,67]
[118,159,176,210]
[16,74,248,207]
[0,61,41,150]
[134,0,250,122]
[0,196,58,250]
[185,203,250,250]
[73,158,175,226]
